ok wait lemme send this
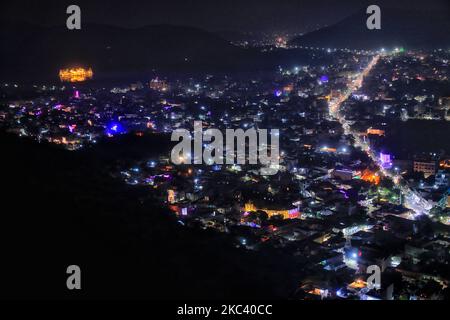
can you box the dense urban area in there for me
[1,45,449,300]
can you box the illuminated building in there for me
[361,169,380,185]
[105,122,126,136]
[366,128,385,136]
[413,160,436,178]
[149,78,169,92]
[168,189,177,204]
[283,84,294,94]
[320,146,337,153]
[59,67,93,82]
[243,202,300,219]
[322,94,331,102]
[320,75,329,83]
[439,159,450,169]
[275,36,287,48]
[331,169,359,181]
[307,288,329,298]
[379,152,392,168]
[50,136,82,150]
[348,279,367,290]
[435,170,449,188]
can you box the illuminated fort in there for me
[59,67,93,82]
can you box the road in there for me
[328,55,432,216]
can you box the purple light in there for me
[248,222,261,228]
[339,190,349,199]
[288,208,300,218]
[274,90,282,97]
[68,124,76,133]
[380,152,392,168]
[320,75,329,83]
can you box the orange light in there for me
[366,128,385,136]
[440,160,450,169]
[361,169,380,185]
[59,67,93,82]
[349,279,367,289]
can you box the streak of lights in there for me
[327,55,432,215]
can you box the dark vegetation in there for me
[0,132,300,299]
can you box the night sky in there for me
[2,0,449,33]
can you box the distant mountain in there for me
[0,23,251,81]
[216,30,249,42]
[289,8,450,50]
[215,30,263,44]
[0,22,337,82]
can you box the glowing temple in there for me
[243,202,300,219]
[59,67,93,82]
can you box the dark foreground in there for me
[0,132,299,300]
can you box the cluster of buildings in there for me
[0,49,449,299]
[342,51,450,121]
[337,51,450,222]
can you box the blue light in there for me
[106,122,126,135]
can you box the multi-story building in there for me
[413,160,437,178]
